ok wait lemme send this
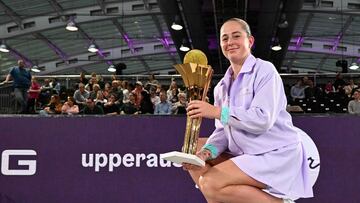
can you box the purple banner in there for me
[0,115,359,203]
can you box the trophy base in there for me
[160,151,205,167]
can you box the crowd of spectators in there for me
[2,71,360,115]
[287,73,360,114]
[24,72,191,116]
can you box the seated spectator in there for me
[348,89,360,115]
[304,80,322,100]
[139,91,154,114]
[103,94,120,115]
[73,83,89,109]
[154,91,172,115]
[168,88,179,103]
[61,96,79,115]
[120,93,138,115]
[110,80,124,107]
[27,76,41,114]
[172,92,188,114]
[103,82,111,99]
[39,78,54,106]
[39,94,62,116]
[167,80,179,102]
[85,75,98,92]
[324,81,335,94]
[94,91,107,107]
[89,84,101,99]
[122,80,130,104]
[290,79,305,101]
[150,86,160,107]
[344,79,358,98]
[82,98,104,115]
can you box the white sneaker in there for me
[283,199,295,203]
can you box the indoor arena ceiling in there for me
[0,0,359,76]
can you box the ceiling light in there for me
[108,65,116,72]
[66,21,78,31]
[349,62,359,70]
[171,22,183,31]
[271,44,282,51]
[0,44,9,53]
[180,44,190,52]
[31,65,41,73]
[88,44,98,53]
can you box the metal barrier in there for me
[0,83,17,114]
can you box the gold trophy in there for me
[160,49,213,166]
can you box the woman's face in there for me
[220,21,254,63]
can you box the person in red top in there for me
[132,81,144,108]
[27,76,41,113]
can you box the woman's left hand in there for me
[186,100,221,119]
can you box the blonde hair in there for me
[222,18,252,37]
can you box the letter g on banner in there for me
[1,150,37,176]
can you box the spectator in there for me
[103,82,111,99]
[39,94,62,116]
[324,81,335,94]
[333,73,346,91]
[122,80,130,104]
[132,81,144,108]
[85,73,98,91]
[139,91,154,114]
[290,79,305,101]
[167,80,178,102]
[103,94,120,115]
[78,72,88,88]
[82,98,104,115]
[0,59,32,113]
[27,76,41,114]
[304,80,322,100]
[150,86,160,107]
[51,78,61,95]
[120,93,138,115]
[61,96,79,115]
[344,79,358,98]
[348,89,360,115]
[154,91,172,115]
[89,84,101,100]
[172,92,188,114]
[94,91,107,107]
[73,83,89,108]
[39,78,54,106]
[110,80,124,107]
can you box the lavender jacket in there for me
[206,54,302,157]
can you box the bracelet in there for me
[202,144,218,160]
[220,106,230,125]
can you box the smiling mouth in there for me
[227,49,238,52]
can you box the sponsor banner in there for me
[0,116,359,203]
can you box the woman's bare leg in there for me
[187,138,282,203]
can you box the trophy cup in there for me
[160,49,213,167]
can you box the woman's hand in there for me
[182,149,212,171]
[186,100,221,119]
